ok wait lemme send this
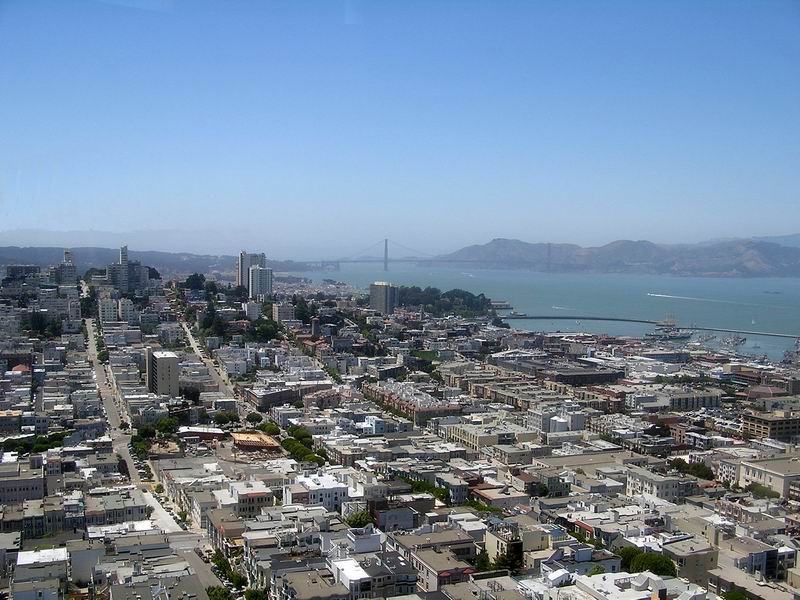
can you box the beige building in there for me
[662,537,718,585]
[738,456,800,498]
[146,349,179,397]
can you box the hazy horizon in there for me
[0,227,798,260]
[2,1,799,257]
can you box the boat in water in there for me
[645,327,692,341]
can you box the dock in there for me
[500,314,799,339]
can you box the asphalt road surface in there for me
[85,318,140,484]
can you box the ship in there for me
[721,335,746,347]
[645,326,692,341]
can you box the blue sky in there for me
[1,0,799,258]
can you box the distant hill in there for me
[432,238,800,277]
[0,247,312,278]
[753,233,800,248]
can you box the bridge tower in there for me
[383,238,389,271]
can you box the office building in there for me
[146,349,179,397]
[237,251,266,291]
[248,266,273,300]
[369,281,399,315]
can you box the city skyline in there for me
[1,0,799,257]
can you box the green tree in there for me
[184,273,206,290]
[154,484,164,494]
[492,551,523,575]
[258,422,280,435]
[722,592,749,600]
[617,546,644,571]
[97,350,109,363]
[244,591,268,600]
[137,426,156,439]
[246,412,263,424]
[474,549,491,572]
[206,587,233,600]
[745,483,779,499]
[155,417,179,435]
[630,553,677,577]
[345,511,374,528]
[251,319,280,342]
[214,411,240,425]
[178,509,188,522]
[229,572,247,588]
[587,565,606,576]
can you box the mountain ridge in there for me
[432,238,800,277]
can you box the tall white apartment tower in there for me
[237,251,266,292]
[248,266,273,300]
[119,245,129,294]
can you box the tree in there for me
[229,572,247,588]
[184,273,206,291]
[617,546,644,571]
[258,422,280,435]
[154,484,164,493]
[630,553,676,577]
[244,591,268,600]
[155,417,179,435]
[492,551,523,575]
[292,295,316,324]
[137,425,156,439]
[722,592,749,600]
[119,421,130,430]
[97,350,109,363]
[246,412,263,424]
[206,587,233,600]
[474,549,491,572]
[178,509,188,522]
[251,319,280,342]
[587,565,606,576]
[214,411,240,425]
[345,511,374,528]
[745,482,780,499]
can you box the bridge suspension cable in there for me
[386,239,435,258]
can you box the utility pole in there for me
[383,238,389,272]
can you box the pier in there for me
[500,315,799,339]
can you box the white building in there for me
[284,472,349,512]
[237,251,266,291]
[98,298,118,324]
[248,266,273,300]
[118,298,136,324]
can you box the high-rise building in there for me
[369,281,399,315]
[146,349,179,397]
[52,248,77,284]
[119,246,129,294]
[248,266,273,300]
[237,251,266,291]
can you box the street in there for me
[85,318,140,484]
[181,321,237,398]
